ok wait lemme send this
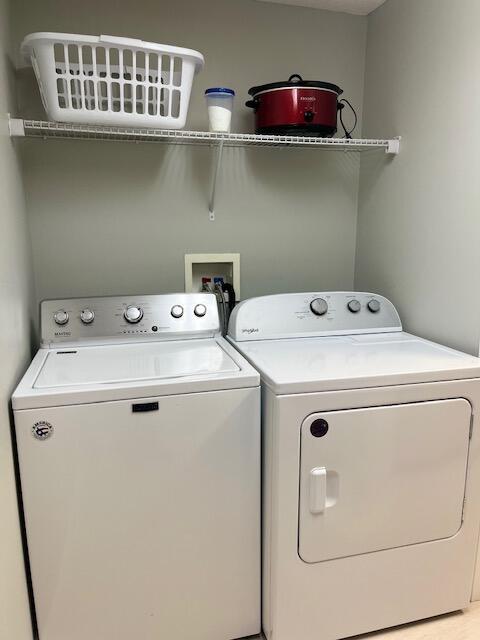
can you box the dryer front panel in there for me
[298,399,471,563]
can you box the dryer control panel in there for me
[228,292,402,341]
[41,293,219,346]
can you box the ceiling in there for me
[256,0,387,15]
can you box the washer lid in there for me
[13,337,259,410]
[34,339,239,388]
[230,332,480,394]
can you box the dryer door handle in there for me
[309,467,327,514]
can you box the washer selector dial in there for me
[80,308,95,324]
[368,299,381,313]
[54,309,69,326]
[310,298,328,316]
[194,304,207,317]
[171,305,184,319]
[124,305,144,324]
[347,300,361,313]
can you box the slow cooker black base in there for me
[255,124,337,137]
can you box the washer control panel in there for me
[41,293,219,346]
[228,292,402,341]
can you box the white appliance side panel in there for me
[299,400,471,563]
[474,553,480,600]
[261,387,277,640]
[15,388,260,640]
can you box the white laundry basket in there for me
[21,32,204,129]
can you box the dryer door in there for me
[298,399,471,563]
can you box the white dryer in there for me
[13,293,260,640]
[228,291,480,640]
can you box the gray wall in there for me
[12,0,366,305]
[355,0,480,355]
[0,0,34,636]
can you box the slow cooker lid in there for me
[248,74,342,96]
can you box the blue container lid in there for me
[205,87,235,96]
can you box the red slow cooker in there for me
[246,74,347,137]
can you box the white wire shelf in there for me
[8,118,401,154]
[9,117,400,220]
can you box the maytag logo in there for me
[54,331,71,337]
[32,421,53,440]
[242,328,259,334]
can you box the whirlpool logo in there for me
[32,421,53,440]
[242,328,259,334]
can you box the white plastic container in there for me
[21,32,204,129]
[205,88,235,133]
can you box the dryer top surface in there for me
[229,332,480,394]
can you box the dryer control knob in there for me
[80,308,95,324]
[194,304,207,318]
[347,300,361,313]
[54,309,69,325]
[310,298,328,316]
[124,305,143,324]
[367,299,381,313]
[171,305,184,319]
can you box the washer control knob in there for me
[310,298,328,316]
[124,305,143,324]
[171,305,184,319]
[194,304,207,317]
[54,309,69,325]
[347,300,361,313]
[80,308,95,324]
[368,299,381,313]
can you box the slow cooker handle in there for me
[245,98,260,111]
[288,74,304,83]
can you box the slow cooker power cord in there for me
[338,99,358,139]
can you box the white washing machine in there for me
[228,291,480,640]
[13,293,260,640]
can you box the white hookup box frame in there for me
[185,253,241,299]
[21,32,204,129]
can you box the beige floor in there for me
[353,602,480,639]
[254,602,480,640]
